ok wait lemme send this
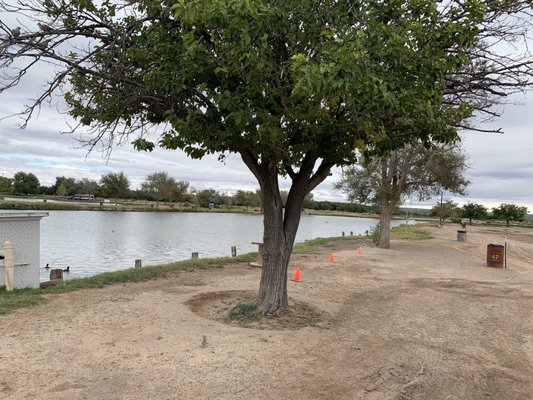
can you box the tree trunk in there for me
[377,154,401,250]
[253,172,306,315]
[239,151,333,316]
[254,208,291,315]
[379,202,394,249]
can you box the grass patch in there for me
[292,235,365,254]
[228,303,258,321]
[226,299,329,330]
[391,224,432,240]
[0,287,47,315]
[0,253,256,315]
[44,253,257,295]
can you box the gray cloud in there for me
[455,97,533,210]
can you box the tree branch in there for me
[308,160,334,194]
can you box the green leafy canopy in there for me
[62,0,484,173]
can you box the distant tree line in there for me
[1,171,528,225]
[430,201,529,227]
[0,170,374,212]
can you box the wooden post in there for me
[249,242,263,268]
[3,241,14,291]
[192,252,199,259]
[257,244,263,265]
[49,269,63,281]
[39,279,63,289]
[135,259,142,269]
[231,246,237,257]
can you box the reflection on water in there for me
[39,211,409,280]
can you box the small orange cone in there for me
[357,247,363,255]
[292,266,301,282]
[329,253,335,263]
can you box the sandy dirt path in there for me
[1,223,532,400]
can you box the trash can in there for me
[487,244,504,268]
[457,230,467,242]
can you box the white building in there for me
[0,212,49,289]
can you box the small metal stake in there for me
[504,236,507,269]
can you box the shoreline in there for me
[3,198,531,228]
[0,197,403,220]
[1,225,431,316]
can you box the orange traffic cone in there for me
[329,253,335,263]
[357,247,363,255]
[292,266,301,282]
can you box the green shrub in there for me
[369,222,381,245]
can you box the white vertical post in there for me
[3,241,14,291]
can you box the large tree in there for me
[12,171,40,195]
[141,171,187,205]
[492,203,528,226]
[461,202,488,225]
[99,171,130,202]
[51,176,77,196]
[173,180,190,204]
[77,178,100,195]
[234,190,261,210]
[1,0,532,315]
[196,188,220,208]
[336,143,469,248]
[0,176,12,193]
[430,200,461,223]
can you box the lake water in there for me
[38,211,410,280]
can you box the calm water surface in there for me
[39,211,409,280]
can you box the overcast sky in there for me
[1,10,532,211]
[2,88,531,210]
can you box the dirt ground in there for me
[1,223,533,400]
